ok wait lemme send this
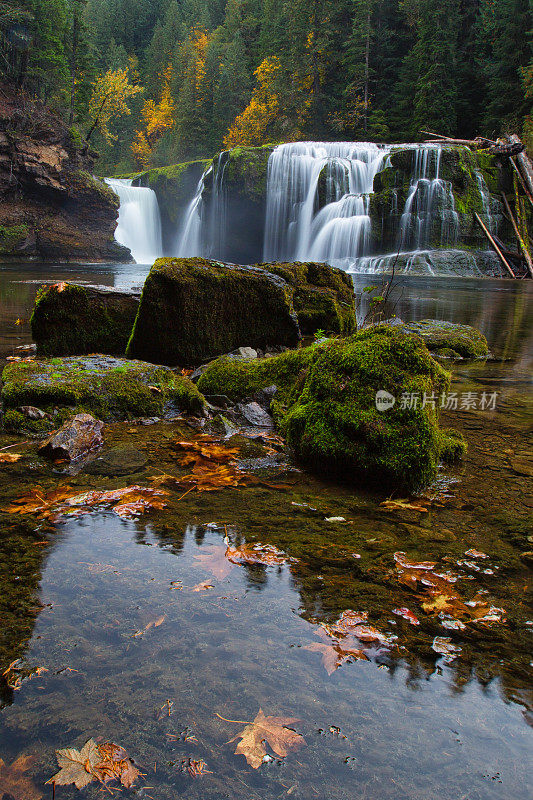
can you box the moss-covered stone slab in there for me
[403,319,489,358]
[254,261,356,335]
[126,257,300,365]
[2,355,205,431]
[282,326,454,491]
[30,282,140,357]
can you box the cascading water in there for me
[397,145,459,251]
[174,154,228,259]
[105,178,163,264]
[263,142,390,268]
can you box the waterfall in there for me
[475,170,495,233]
[105,178,163,264]
[263,142,390,267]
[397,145,459,251]
[175,168,211,257]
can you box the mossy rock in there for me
[439,428,467,462]
[126,257,300,366]
[1,356,205,430]
[253,261,356,335]
[197,343,326,419]
[282,326,454,492]
[0,224,30,255]
[30,283,140,357]
[403,319,489,358]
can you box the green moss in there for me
[1,356,205,429]
[197,344,326,413]
[0,224,29,254]
[439,428,467,462]
[69,125,84,149]
[282,325,452,492]
[253,261,356,335]
[403,320,489,358]
[126,257,300,365]
[222,145,274,200]
[1,409,52,434]
[30,283,139,357]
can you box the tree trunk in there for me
[502,192,533,278]
[474,213,516,278]
[508,135,533,199]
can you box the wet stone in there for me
[237,401,274,427]
[38,413,104,461]
[83,445,148,476]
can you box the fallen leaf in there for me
[392,607,420,625]
[304,632,369,675]
[380,498,428,513]
[0,753,42,800]
[226,543,294,567]
[0,453,22,463]
[47,739,139,790]
[432,637,462,661]
[47,739,101,789]
[464,549,489,559]
[326,609,368,636]
[179,758,212,777]
[422,592,468,616]
[224,708,305,769]
[7,485,168,522]
[394,552,437,570]
[192,581,214,592]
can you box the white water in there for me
[397,145,459,251]
[174,154,227,258]
[105,178,163,264]
[263,141,390,267]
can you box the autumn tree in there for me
[85,63,142,142]
[131,65,175,167]
[223,56,281,148]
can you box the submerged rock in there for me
[39,413,104,461]
[198,327,464,491]
[237,401,274,427]
[83,445,147,476]
[126,257,300,365]
[404,319,489,358]
[1,355,205,431]
[255,261,356,335]
[31,283,140,357]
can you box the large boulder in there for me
[2,355,205,432]
[31,282,140,357]
[198,326,464,491]
[126,257,300,365]
[254,261,356,335]
[403,319,489,358]
[38,413,104,461]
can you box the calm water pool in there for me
[0,264,531,799]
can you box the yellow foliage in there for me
[223,57,281,148]
[131,65,175,168]
[191,28,209,100]
[88,67,143,144]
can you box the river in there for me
[0,262,532,800]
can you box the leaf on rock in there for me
[226,708,305,769]
[394,552,437,570]
[432,637,462,661]
[0,753,42,800]
[95,742,140,788]
[464,549,489,559]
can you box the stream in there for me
[0,263,532,800]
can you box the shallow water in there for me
[0,263,532,799]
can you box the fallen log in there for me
[474,213,516,278]
[508,135,533,196]
[421,131,524,156]
[501,193,533,278]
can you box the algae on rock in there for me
[2,355,205,431]
[254,261,356,335]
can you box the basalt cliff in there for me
[0,87,128,263]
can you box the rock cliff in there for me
[0,86,129,262]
